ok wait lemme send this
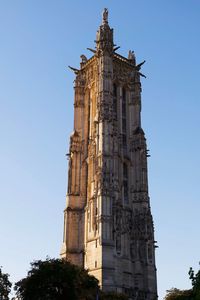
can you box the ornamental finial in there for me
[102,8,108,25]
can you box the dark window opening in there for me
[113,84,117,97]
[123,163,128,204]
[123,163,128,178]
[124,181,128,202]
[122,102,126,116]
[122,87,126,100]
[122,118,126,133]
[122,134,127,149]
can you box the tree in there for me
[165,264,200,300]
[0,267,12,300]
[189,267,200,300]
[14,258,99,300]
[164,288,192,300]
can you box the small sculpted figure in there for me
[102,8,108,25]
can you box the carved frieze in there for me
[130,208,154,241]
[113,61,134,84]
[112,205,154,241]
[129,128,147,152]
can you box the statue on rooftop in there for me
[102,8,108,25]
[128,50,136,65]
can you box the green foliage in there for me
[165,264,200,300]
[189,267,200,300]
[164,288,192,300]
[0,267,12,300]
[14,258,99,300]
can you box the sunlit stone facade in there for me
[61,9,157,300]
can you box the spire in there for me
[96,8,113,55]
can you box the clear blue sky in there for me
[0,1,200,299]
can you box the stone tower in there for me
[61,9,157,300]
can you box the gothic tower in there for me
[61,9,157,300]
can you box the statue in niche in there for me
[121,210,132,233]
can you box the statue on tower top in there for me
[128,50,136,65]
[102,8,108,25]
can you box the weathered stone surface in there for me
[61,9,157,300]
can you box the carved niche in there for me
[70,131,82,153]
[98,92,113,122]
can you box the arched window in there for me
[123,163,128,204]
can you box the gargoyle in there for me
[136,60,146,70]
[87,48,96,54]
[68,66,79,74]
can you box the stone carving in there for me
[68,65,79,74]
[113,205,154,239]
[80,54,87,64]
[74,77,85,89]
[88,140,96,158]
[113,179,120,192]
[128,50,136,65]
[113,66,132,83]
[129,128,146,152]
[121,209,132,234]
[102,8,108,25]
[70,131,82,153]
[98,96,113,121]
[131,208,154,240]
